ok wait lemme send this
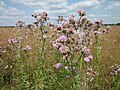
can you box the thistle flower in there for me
[94,20,102,24]
[22,45,31,51]
[57,25,62,30]
[84,57,90,62]
[61,21,68,28]
[53,63,62,69]
[82,47,90,54]
[77,9,86,16]
[88,55,93,60]
[8,38,17,44]
[59,35,67,42]
[68,15,74,21]
[77,9,83,14]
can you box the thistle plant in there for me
[0,8,114,90]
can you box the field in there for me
[0,26,120,90]
[0,19,120,90]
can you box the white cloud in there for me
[11,0,67,8]
[0,1,6,11]
[105,1,120,10]
[0,1,25,26]
[68,0,101,12]
[11,0,68,21]
[0,1,5,6]
[3,7,24,16]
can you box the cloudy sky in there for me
[0,0,120,26]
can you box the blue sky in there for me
[0,0,120,26]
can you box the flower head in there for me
[84,57,90,62]
[8,38,17,44]
[22,45,31,51]
[88,55,93,60]
[53,63,62,69]
[59,35,67,42]
[82,47,90,54]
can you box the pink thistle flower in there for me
[84,57,90,62]
[61,21,68,27]
[72,30,77,34]
[88,55,93,60]
[8,38,11,44]
[22,45,31,51]
[77,9,86,16]
[94,20,102,24]
[77,9,84,14]
[59,35,67,42]
[53,63,62,69]
[57,25,62,30]
[82,47,90,54]
[8,38,17,44]
[68,15,74,21]
[52,43,59,49]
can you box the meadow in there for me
[0,10,120,90]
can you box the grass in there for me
[0,25,120,90]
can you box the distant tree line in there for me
[116,23,120,25]
[104,23,120,26]
[0,23,120,28]
[0,26,14,28]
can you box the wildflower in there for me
[59,45,70,55]
[8,38,17,44]
[69,15,74,20]
[57,25,62,30]
[94,20,102,24]
[88,55,93,60]
[84,57,90,62]
[61,21,68,27]
[53,63,62,69]
[22,45,31,51]
[72,30,77,34]
[82,47,90,54]
[59,35,67,42]
[68,15,75,24]
[77,9,82,14]
[16,20,25,27]
[77,9,86,16]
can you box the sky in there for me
[0,0,120,26]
